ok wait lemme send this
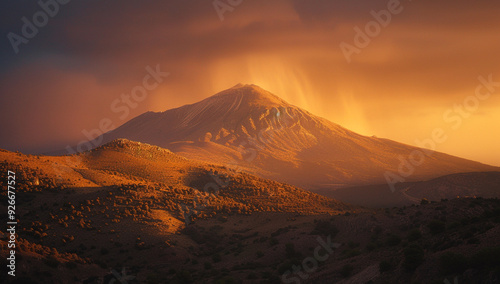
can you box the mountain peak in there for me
[231,83,246,88]
[229,83,260,90]
[208,84,289,108]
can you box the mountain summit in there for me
[206,83,290,108]
[97,84,498,189]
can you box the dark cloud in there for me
[291,0,386,24]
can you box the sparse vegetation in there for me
[407,228,422,242]
[439,252,467,274]
[1,142,500,283]
[386,233,402,246]
[340,264,354,278]
[403,244,425,271]
[379,259,394,273]
[428,220,446,235]
[312,220,339,237]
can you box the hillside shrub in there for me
[379,260,393,273]
[439,252,467,274]
[428,220,446,235]
[340,264,354,278]
[312,220,339,237]
[403,244,425,271]
[407,229,422,242]
[386,234,402,246]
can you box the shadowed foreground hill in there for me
[1,166,499,283]
[0,139,355,283]
[2,140,499,283]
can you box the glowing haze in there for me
[0,0,499,166]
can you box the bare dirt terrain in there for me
[1,141,499,283]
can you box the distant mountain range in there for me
[94,84,499,191]
[320,171,500,208]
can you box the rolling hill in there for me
[0,139,354,283]
[0,139,354,219]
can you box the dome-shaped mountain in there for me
[203,83,290,108]
[96,84,499,190]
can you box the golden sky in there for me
[0,0,499,165]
